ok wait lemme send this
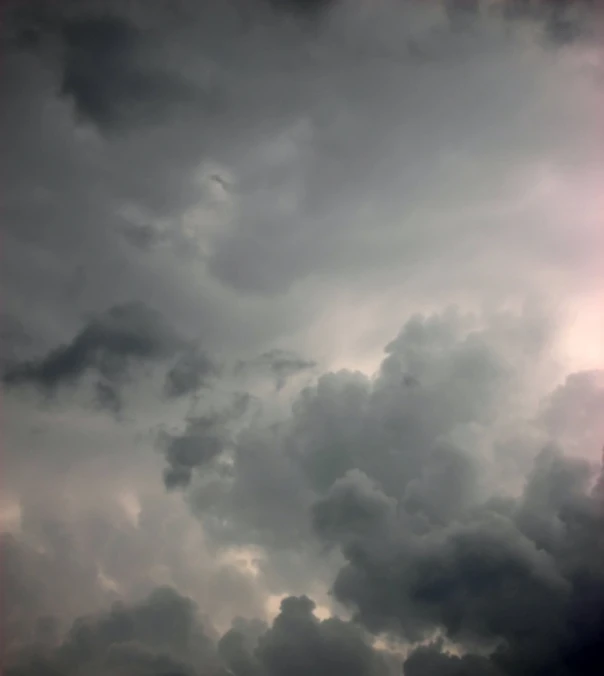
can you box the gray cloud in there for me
[268,0,339,18]
[3,302,183,410]
[539,370,604,455]
[160,393,252,489]
[236,349,317,391]
[164,307,603,674]
[250,595,391,676]
[0,476,269,654]
[311,448,604,675]
[403,642,502,676]
[4,586,220,676]
[187,307,547,554]
[59,14,201,131]
[164,348,218,399]
[3,2,604,676]
[259,349,316,389]
[6,587,394,676]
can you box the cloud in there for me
[3,2,604,676]
[160,393,252,489]
[403,642,502,676]
[250,595,391,676]
[4,586,220,676]
[311,447,604,675]
[538,370,604,455]
[259,349,316,388]
[184,306,549,553]
[0,478,269,654]
[28,8,204,132]
[3,302,184,409]
[268,0,339,18]
[159,306,602,674]
[6,586,394,676]
[236,349,317,391]
[164,347,217,399]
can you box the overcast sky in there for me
[2,2,604,676]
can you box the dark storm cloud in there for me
[5,586,220,676]
[3,3,604,676]
[0,314,32,366]
[162,307,603,674]
[187,307,540,554]
[497,0,595,44]
[403,642,502,676]
[160,393,252,489]
[6,586,394,676]
[250,595,390,676]
[268,0,339,17]
[59,13,206,131]
[311,448,604,676]
[164,347,217,399]
[1,526,111,654]
[121,221,167,250]
[220,594,393,676]
[2,0,597,356]
[3,302,184,408]
[161,417,226,490]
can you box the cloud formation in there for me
[59,14,200,131]
[160,393,251,489]
[183,306,552,550]
[236,349,317,391]
[6,587,394,676]
[2,2,604,676]
[3,302,183,410]
[164,348,217,399]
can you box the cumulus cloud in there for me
[163,306,603,674]
[5,587,395,676]
[311,449,604,675]
[4,586,220,676]
[403,642,502,676]
[2,2,604,676]
[182,306,552,554]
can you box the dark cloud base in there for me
[6,448,604,676]
[6,309,604,676]
[5,584,391,676]
[2,302,185,412]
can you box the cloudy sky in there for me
[2,1,604,675]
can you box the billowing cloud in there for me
[2,2,604,676]
[4,586,220,676]
[312,447,604,675]
[6,587,395,676]
[183,306,553,551]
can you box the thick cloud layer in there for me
[181,306,553,550]
[2,2,604,676]
[6,587,394,676]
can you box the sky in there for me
[1,1,604,675]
